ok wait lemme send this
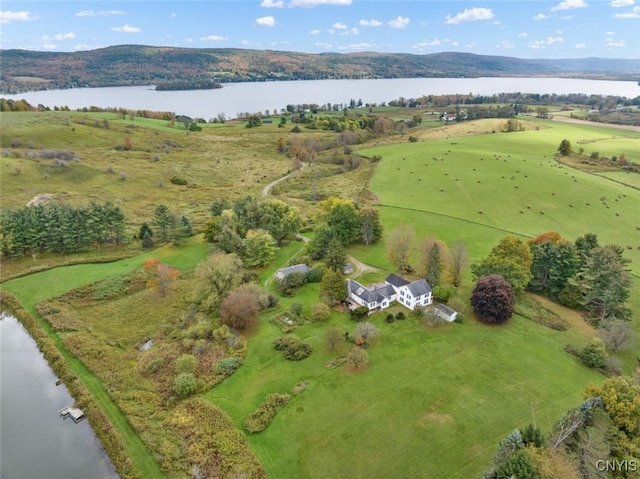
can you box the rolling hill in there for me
[1,45,639,94]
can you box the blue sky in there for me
[1,1,638,58]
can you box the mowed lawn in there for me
[207,301,602,479]
[358,119,640,274]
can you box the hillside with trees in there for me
[2,45,640,93]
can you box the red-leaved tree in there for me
[470,274,514,324]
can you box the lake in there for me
[0,313,118,479]
[5,77,639,120]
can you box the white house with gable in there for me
[347,273,433,311]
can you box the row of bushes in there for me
[0,292,138,478]
[243,393,291,433]
[513,297,569,331]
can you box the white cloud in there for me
[612,8,640,17]
[254,16,276,27]
[388,16,410,29]
[110,24,141,33]
[76,10,126,17]
[604,37,626,46]
[239,40,253,46]
[359,18,382,26]
[558,15,575,19]
[200,35,226,41]
[445,8,494,24]
[609,0,634,6]
[43,43,56,50]
[412,38,442,49]
[41,32,76,41]
[605,30,616,34]
[338,42,376,51]
[0,10,37,23]
[464,42,477,49]
[290,0,352,6]
[261,0,284,7]
[332,22,347,29]
[74,44,92,50]
[518,32,528,38]
[533,13,548,20]
[575,42,587,48]
[551,0,588,12]
[309,28,321,34]
[499,40,515,49]
[528,36,565,48]
[315,42,333,49]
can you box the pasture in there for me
[1,112,638,478]
[358,118,640,275]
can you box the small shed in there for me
[435,303,458,322]
[274,263,309,281]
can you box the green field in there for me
[1,113,638,478]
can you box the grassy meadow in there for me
[1,110,639,478]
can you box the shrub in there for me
[216,357,239,373]
[306,266,325,283]
[580,337,608,369]
[432,285,455,303]
[395,311,406,320]
[173,373,197,398]
[385,313,395,323]
[244,393,291,433]
[170,175,188,185]
[273,335,312,361]
[408,136,418,143]
[312,303,331,322]
[350,306,369,322]
[176,354,197,374]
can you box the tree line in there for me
[0,202,126,257]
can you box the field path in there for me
[347,255,380,278]
[262,162,306,197]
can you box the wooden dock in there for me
[58,405,86,423]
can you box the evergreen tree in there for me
[152,204,174,243]
[142,230,154,248]
[138,222,153,240]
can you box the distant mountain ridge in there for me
[1,45,639,94]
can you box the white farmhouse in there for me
[347,274,433,311]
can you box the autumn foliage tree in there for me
[219,286,260,330]
[386,224,416,273]
[470,275,515,324]
[142,258,180,296]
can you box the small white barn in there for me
[435,303,458,322]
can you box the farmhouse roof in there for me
[349,280,395,304]
[407,279,432,297]
[276,263,309,278]
[385,274,409,287]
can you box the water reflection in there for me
[0,313,118,479]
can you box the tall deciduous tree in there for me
[256,198,303,245]
[219,286,260,330]
[142,258,180,297]
[557,139,572,156]
[242,229,277,267]
[215,210,243,254]
[472,236,532,296]
[307,222,336,260]
[470,274,515,324]
[386,224,416,273]
[194,253,244,314]
[449,241,468,288]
